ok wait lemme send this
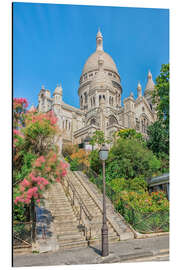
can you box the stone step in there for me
[56,228,82,235]
[57,231,83,237]
[57,234,85,244]
[50,208,74,213]
[53,216,77,222]
[53,220,79,226]
[88,235,119,246]
[58,240,88,250]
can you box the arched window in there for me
[90,118,96,125]
[84,92,87,103]
[141,114,149,133]
[108,115,118,126]
[109,96,111,105]
[93,96,95,106]
[80,95,83,107]
[66,120,68,130]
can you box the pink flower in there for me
[24,199,30,204]
[33,187,38,193]
[61,170,67,177]
[22,178,30,187]
[20,185,25,192]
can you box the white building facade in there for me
[38,30,157,146]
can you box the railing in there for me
[118,199,169,233]
[63,151,169,234]
[61,170,93,240]
[63,174,93,221]
[13,221,33,249]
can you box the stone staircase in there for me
[36,167,134,252]
[36,182,88,251]
[64,170,134,245]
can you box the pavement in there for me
[13,234,169,267]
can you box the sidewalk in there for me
[13,234,169,266]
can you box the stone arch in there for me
[108,115,118,126]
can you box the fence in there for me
[13,222,33,249]
[63,152,169,234]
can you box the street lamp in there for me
[99,144,109,257]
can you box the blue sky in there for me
[13,2,169,108]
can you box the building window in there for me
[84,92,87,103]
[90,118,96,125]
[136,118,140,130]
[109,115,118,126]
[108,72,112,76]
[93,96,95,106]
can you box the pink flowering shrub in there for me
[13,97,68,209]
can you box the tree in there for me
[105,137,161,181]
[147,121,169,156]
[153,63,169,131]
[147,64,169,171]
[116,129,145,145]
[89,130,106,148]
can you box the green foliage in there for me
[153,63,169,131]
[62,144,78,157]
[89,149,102,174]
[147,121,169,155]
[69,158,80,171]
[14,152,36,183]
[116,129,145,145]
[146,64,169,173]
[105,138,161,181]
[89,130,106,147]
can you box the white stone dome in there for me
[82,50,119,75]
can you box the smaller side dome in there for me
[53,84,62,96]
[137,81,142,97]
[144,70,155,96]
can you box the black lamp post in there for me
[99,144,109,257]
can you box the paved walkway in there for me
[13,235,169,267]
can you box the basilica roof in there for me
[81,29,119,76]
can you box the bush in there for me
[105,138,161,181]
[62,144,78,157]
[89,150,102,174]
[70,149,90,167]
[69,158,80,171]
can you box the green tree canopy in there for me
[153,63,169,131]
[146,64,169,171]
[105,137,161,181]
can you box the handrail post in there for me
[72,189,75,206]
[80,203,82,224]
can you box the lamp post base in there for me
[101,223,109,257]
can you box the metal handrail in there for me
[63,173,93,221]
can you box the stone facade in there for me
[37,30,156,147]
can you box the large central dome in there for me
[81,29,119,77]
[82,50,118,75]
